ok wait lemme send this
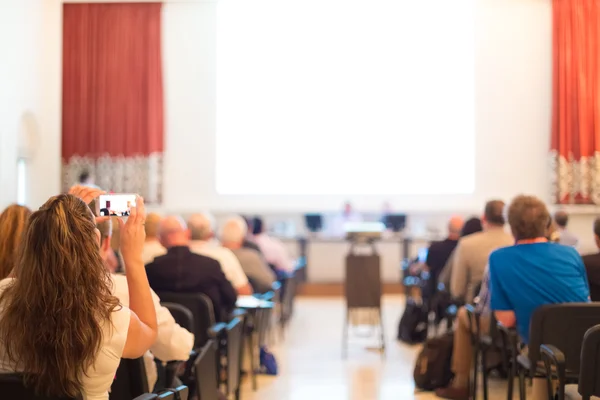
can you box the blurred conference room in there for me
[2,0,600,400]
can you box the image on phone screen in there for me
[98,194,136,217]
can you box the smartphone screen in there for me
[97,194,136,217]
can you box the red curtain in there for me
[62,3,164,202]
[551,0,600,204]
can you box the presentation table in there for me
[280,235,431,284]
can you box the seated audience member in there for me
[490,195,589,400]
[242,216,263,254]
[435,268,493,400]
[450,200,513,303]
[220,216,276,293]
[582,217,600,301]
[438,217,483,289]
[77,169,101,189]
[0,204,32,280]
[546,218,561,243]
[252,217,295,277]
[0,188,157,400]
[554,210,579,247]
[146,216,237,322]
[97,218,194,391]
[142,212,166,264]
[423,215,464,298]
[188,213,253,295]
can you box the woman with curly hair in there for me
[0,187,157,399]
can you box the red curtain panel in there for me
[551,0,600,204]
[62,3,164,202]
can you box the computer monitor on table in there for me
[384,214,407,232]
[304,214,323,233]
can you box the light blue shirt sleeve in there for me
[489,251,512,311]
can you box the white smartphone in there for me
[97,194,136,218]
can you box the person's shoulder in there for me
[489,244,515,262]
[551,242,582,260]
[459,231,486,247]
[581,252,600,264]
[191,252,222,268]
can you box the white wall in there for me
[0,0,44,210]
[30,0,552,214]
[162,0,553,213]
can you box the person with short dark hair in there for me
[252,217,294,276]
[554,210,579,247]
[489,195,589,400]
[145,216,237,322]
[450,200,513,303]
[77,169,101,189]
[581,217,600,301]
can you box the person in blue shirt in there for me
[489,195,589,400]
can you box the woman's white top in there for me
[0,277,131,400]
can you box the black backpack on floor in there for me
[413,332,454,391]
[397,298,428,344]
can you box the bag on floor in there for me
[259,346,278,375]
[397,298,428,344]
[413,332,454,391]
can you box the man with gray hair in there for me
[188,213,253,295]
[221,216,276,294]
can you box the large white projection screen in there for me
[216,0,475,196]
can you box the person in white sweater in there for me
[98,215,194,390]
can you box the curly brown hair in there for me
[0,204,32,280]
[0,194,120,397]
[507,195,550,241]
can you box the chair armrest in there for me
[133,394,158,400]
[208,322,227,338]
[540,344,566,400]
[464,304,481,337]
[231,308,247,319]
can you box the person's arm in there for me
[273,238,294,273]
[215,261,238,310]
[489,252,515,327]
[450,242,468,299]
[150,290,194,362]
[222,250,253,295]
[250,253,277,293]
[120,197,158,359]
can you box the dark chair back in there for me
[109,357,149,400]
[578,325,600,400]
[0,374,80,400]
[157,292,216,348]
[194,340,220,400]
[527,303,600,377]
[225,317,244,397]
[162,302,195,333]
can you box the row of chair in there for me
[466,303,600,400]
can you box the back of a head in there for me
[159,215,189,248]
[0,204,32,280]
[447,216,464,238]
[0,194,119,397]
[484,200,506,226]
[593,217,600,239]
[78,169,90,184]
[187,213,214,241]
[252,217,264,235]
[221,216,248,246]
[554,210,569,228]
[507,195,550,241]
[461,217,483,237]
[145,212,162,239]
